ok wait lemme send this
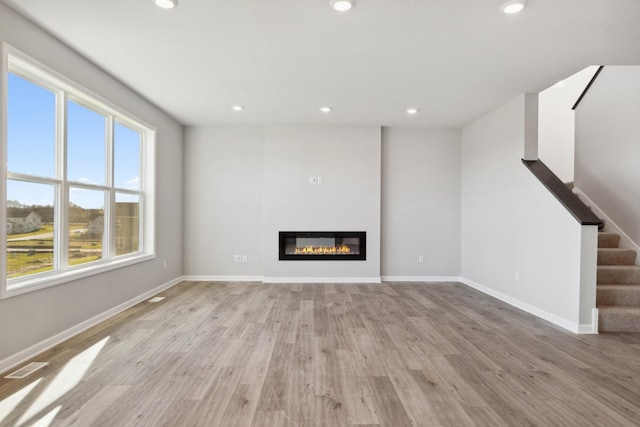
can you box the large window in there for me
[1,44,156,298]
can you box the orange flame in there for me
[294,245,351,255]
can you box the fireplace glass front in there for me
[279,231,366,261]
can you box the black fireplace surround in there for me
[279,231,366,261]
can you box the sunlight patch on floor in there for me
[31,405,61,427]
[0,377,43,424]
[15,336,109,426]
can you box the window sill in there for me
[1,253,156,299]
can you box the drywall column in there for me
[523,93,539,161]
[579,225,598,330]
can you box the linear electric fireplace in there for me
[279,231,366,261]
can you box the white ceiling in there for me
[3,0,640,128]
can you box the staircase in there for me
[597,232,640,332]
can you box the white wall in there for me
[0,4,183,365]
[538,66,598,183]
[263,126,382,280]
[381,128,461,279]
[183,126,264,278]
[184,125,382,280]
[461,94,597,332]
[184,125,466,281]
[575,66,640,247]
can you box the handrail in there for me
[521,159,603,227]
[572,66,604,110]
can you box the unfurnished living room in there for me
[1,0,640,426]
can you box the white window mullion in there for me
[142,129,155,257]
[6,173,60,186]
[1,43,8,295]
[138,192,145,253]
[57,91,68,270]
[106,115,114,260]
[138,133,145,253]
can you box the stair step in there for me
[598,306,640,332]
[598,232,621,248]
[597,285,640,306]
[597,248,637,265]
[597,266,640,285]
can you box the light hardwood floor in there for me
[2,281,640,426]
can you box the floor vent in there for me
[5,362,48,379]
[148,296,165,303]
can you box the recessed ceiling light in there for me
[330,0,355,12]
[232,105,244,111]
[406,108,419,115]
[500,0,527,14]
[320,106,333,113]
[154,0,178,9]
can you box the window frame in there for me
[1,42,156,299]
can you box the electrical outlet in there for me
[418,255,424,264]
[242,255,248,263]
[317,176,323,184]
[309,176,317,184]
[234,255,242,263]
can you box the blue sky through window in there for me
[8,73,55,178]
[67,100,106,186]
[7,72,141,211]
[114,123,140,190]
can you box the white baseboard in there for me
[381,276,462,283]
[460,277,597,334]
[183,275,383,284]
[182,275,264,282]
[263,277,382,284]
[0,276,184,375]
[573,187,640,255]
[584,308,599,335]
[575,308,599,334]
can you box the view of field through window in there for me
[6,69,142,280]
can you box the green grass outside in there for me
[7,222,103,278]
[6,252,54,278]
[7,252,102,278]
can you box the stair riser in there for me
[597,250,637,266]
[597,268,640,285]
[595,231,639,332]
[597,288,640,306]
[598,233,621,249]
[599,311,640,332]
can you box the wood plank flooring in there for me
[2,281,640,426]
